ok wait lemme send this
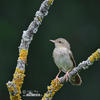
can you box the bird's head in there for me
[50,38,70,49]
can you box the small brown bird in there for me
[50,38,82,85]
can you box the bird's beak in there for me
[50,40,55,43]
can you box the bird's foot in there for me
[65,72,69,81]
[54,71,61,86]
[54,75,59,86]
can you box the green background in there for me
[0,0,100,100]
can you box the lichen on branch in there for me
[41,49,100,100]
[6,0,54,100]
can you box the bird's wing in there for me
[69,50,76,67]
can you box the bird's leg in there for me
[56,70,61,79]
[54,70,61,85]
[65,71,69,81]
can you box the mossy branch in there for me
[41,49,100,100]
[6,0,54,100]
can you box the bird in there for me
[50,38,82,85]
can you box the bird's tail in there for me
[69,73,82,86]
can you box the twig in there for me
[41,49,100,100]
[6,0,54,100]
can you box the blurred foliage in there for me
[0,0,100,100]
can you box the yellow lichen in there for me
[13,68,25,86]
[6,67,26,100]
[89,50,100,63]
[48,0,53,5]
[37,16,42,22]
[6,83,14,93]
[47,86,51,90]
[19,49,28,62]
[42,79,63,100]
[10,95,21,100]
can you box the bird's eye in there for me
[59,41,62,43]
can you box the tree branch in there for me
[41,49,100,100]
[6,0,54,100]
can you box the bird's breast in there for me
[53,47,73,73]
